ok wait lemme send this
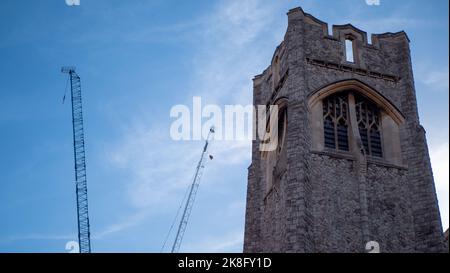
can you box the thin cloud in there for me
[3,234,74,243]
[352,17,427,33]
[182,230,244,253]
[92,210,148,240]
[105,0,283,209]
[98,1,285,250]
[419,67,450,91]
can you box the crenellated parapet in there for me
[254,6,412,106]
[287,7,409,47]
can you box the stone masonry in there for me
[243,7,446,253]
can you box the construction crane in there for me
[170,127,215,253]
[62,67,92,253]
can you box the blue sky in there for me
[0,0,448,253]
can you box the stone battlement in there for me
[287,7,410,47]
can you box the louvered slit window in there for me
[277,107,287,154]
[323,93,349,151]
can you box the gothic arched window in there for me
[308,80,405,166]
[321,91,383,158]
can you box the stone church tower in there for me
[244,7,446,253]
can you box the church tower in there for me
[244,7,446,253]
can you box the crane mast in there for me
[171,127,215,253]
[62,67,92,253]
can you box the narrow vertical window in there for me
[272,56,280,89]
[322,92,349,151]
[355,94,383,157]
[277,107,287,155]
[345,39,354,63]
